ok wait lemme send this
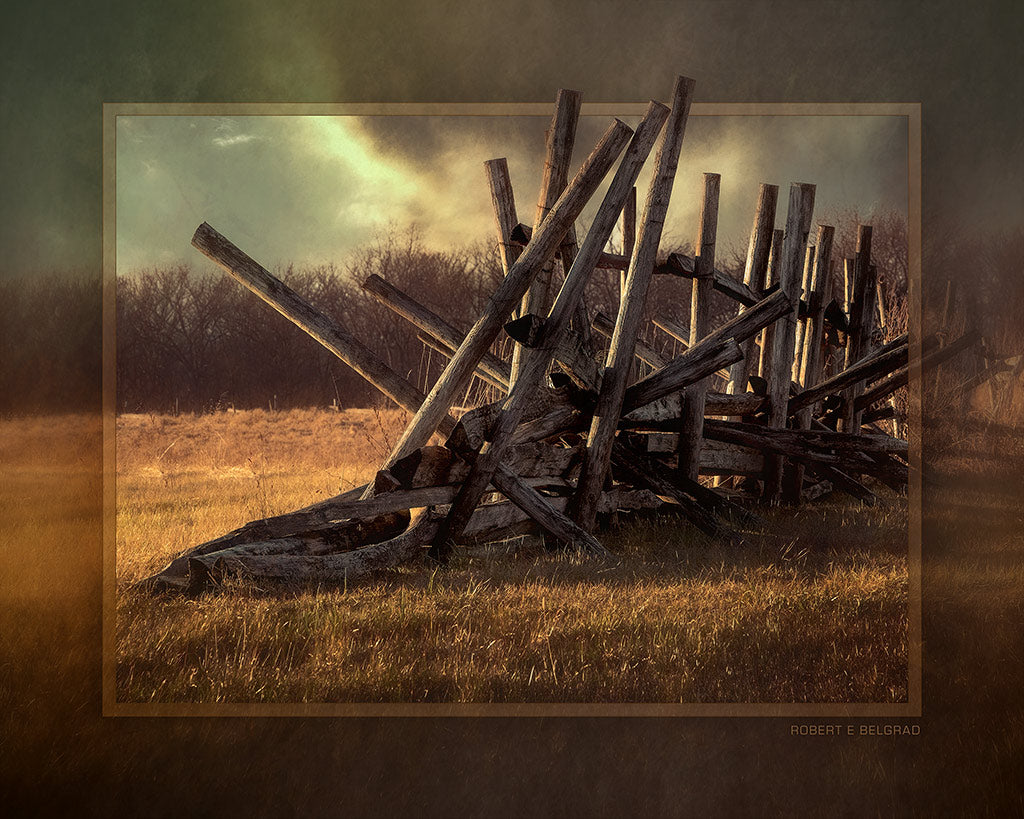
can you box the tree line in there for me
[3,211,967,418]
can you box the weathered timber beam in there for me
[763,182,816,503]
[855,329,980,412]
[383,117,633,465]
[362,273,511,390]
[678,172,721,482]
[513,88,583,385]
[704,418,907,457]
[726,183,779,398]
[623,289,792,412]
[431,100,671,554]
[193,222,431,417]
[187,507,442,591]
[788,338,909,414]
[573,77,697,532]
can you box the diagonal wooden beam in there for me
[572,76,697,532]
[380,117,633,467]
[429,100,672,554]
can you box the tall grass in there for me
[114,408,909,704]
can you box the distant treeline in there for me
[11,212,998,419]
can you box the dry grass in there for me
[114,408,908,704]
[2,410,1021,815]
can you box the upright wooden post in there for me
[620,186,637,299]
[792,243,817,385]
[380,117,633,468]
[572,75,697,533]
[726,183,778,397]
[677,172,720,481]
[762,182,816,504]
[485,158,521,278]
[428,100,671,553]
[757,229,785,378]
[841,225,874,432]
[511,89,582,386]
[784,224,834,503]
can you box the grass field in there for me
[2,410,1021,814]
[114,408,908,704]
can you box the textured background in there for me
[1,1,1021,815]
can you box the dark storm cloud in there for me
[116,110,907,274]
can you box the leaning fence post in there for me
[511,88,582,387]
[677,172,720,482]
[572,75,697,533]
[379,117,633,468]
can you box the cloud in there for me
[212,133,261,148]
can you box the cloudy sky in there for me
[115,111,908,275]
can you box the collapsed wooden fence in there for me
[139,77,978,594]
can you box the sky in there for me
[115,111,908,275]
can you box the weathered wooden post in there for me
[726,184,778,398]
[757,229,785,379]
[762,182,816,504]
[191,223,608,557]
[841,225,875,432]
[677,172,720,482]
[379,117,633,469]
[429,100,672,553]
[784,224,834,503]
[511,89,582,387]
[792,243,817,385]
[485,158,521,278]
[571,75,697,532]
